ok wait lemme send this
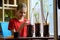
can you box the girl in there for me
[8,3,30,37]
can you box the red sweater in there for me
[8,18,29,37]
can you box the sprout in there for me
[32,1,40,23]
[45,12,49,24]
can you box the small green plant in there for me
[5,10,14,18]
[34,11,39,23]
[32,1,40,23]
[5,10,14,21]
[45,12,49,24]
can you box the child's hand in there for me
[17,21,28,32]
[24,19,30,24]
[26,20,29,23]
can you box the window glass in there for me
[30,0,54,37]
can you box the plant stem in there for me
[45,12,49,24]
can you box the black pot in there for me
[27,24,33,37]
[35,23,41,37]
[14,32,19,38]
[43,24,49,37]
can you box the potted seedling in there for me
[43,12,49,37]
[32,2,41,37]
[34,11,41,37]
[27,24,33,37]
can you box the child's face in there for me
[15,8,27,19]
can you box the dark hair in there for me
[17,3,27,10]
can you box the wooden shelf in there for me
[0,37,60,40]
[4,4,17,7]
[0,7,16,10]
[0,35,60,40]
[0,0,17,21]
